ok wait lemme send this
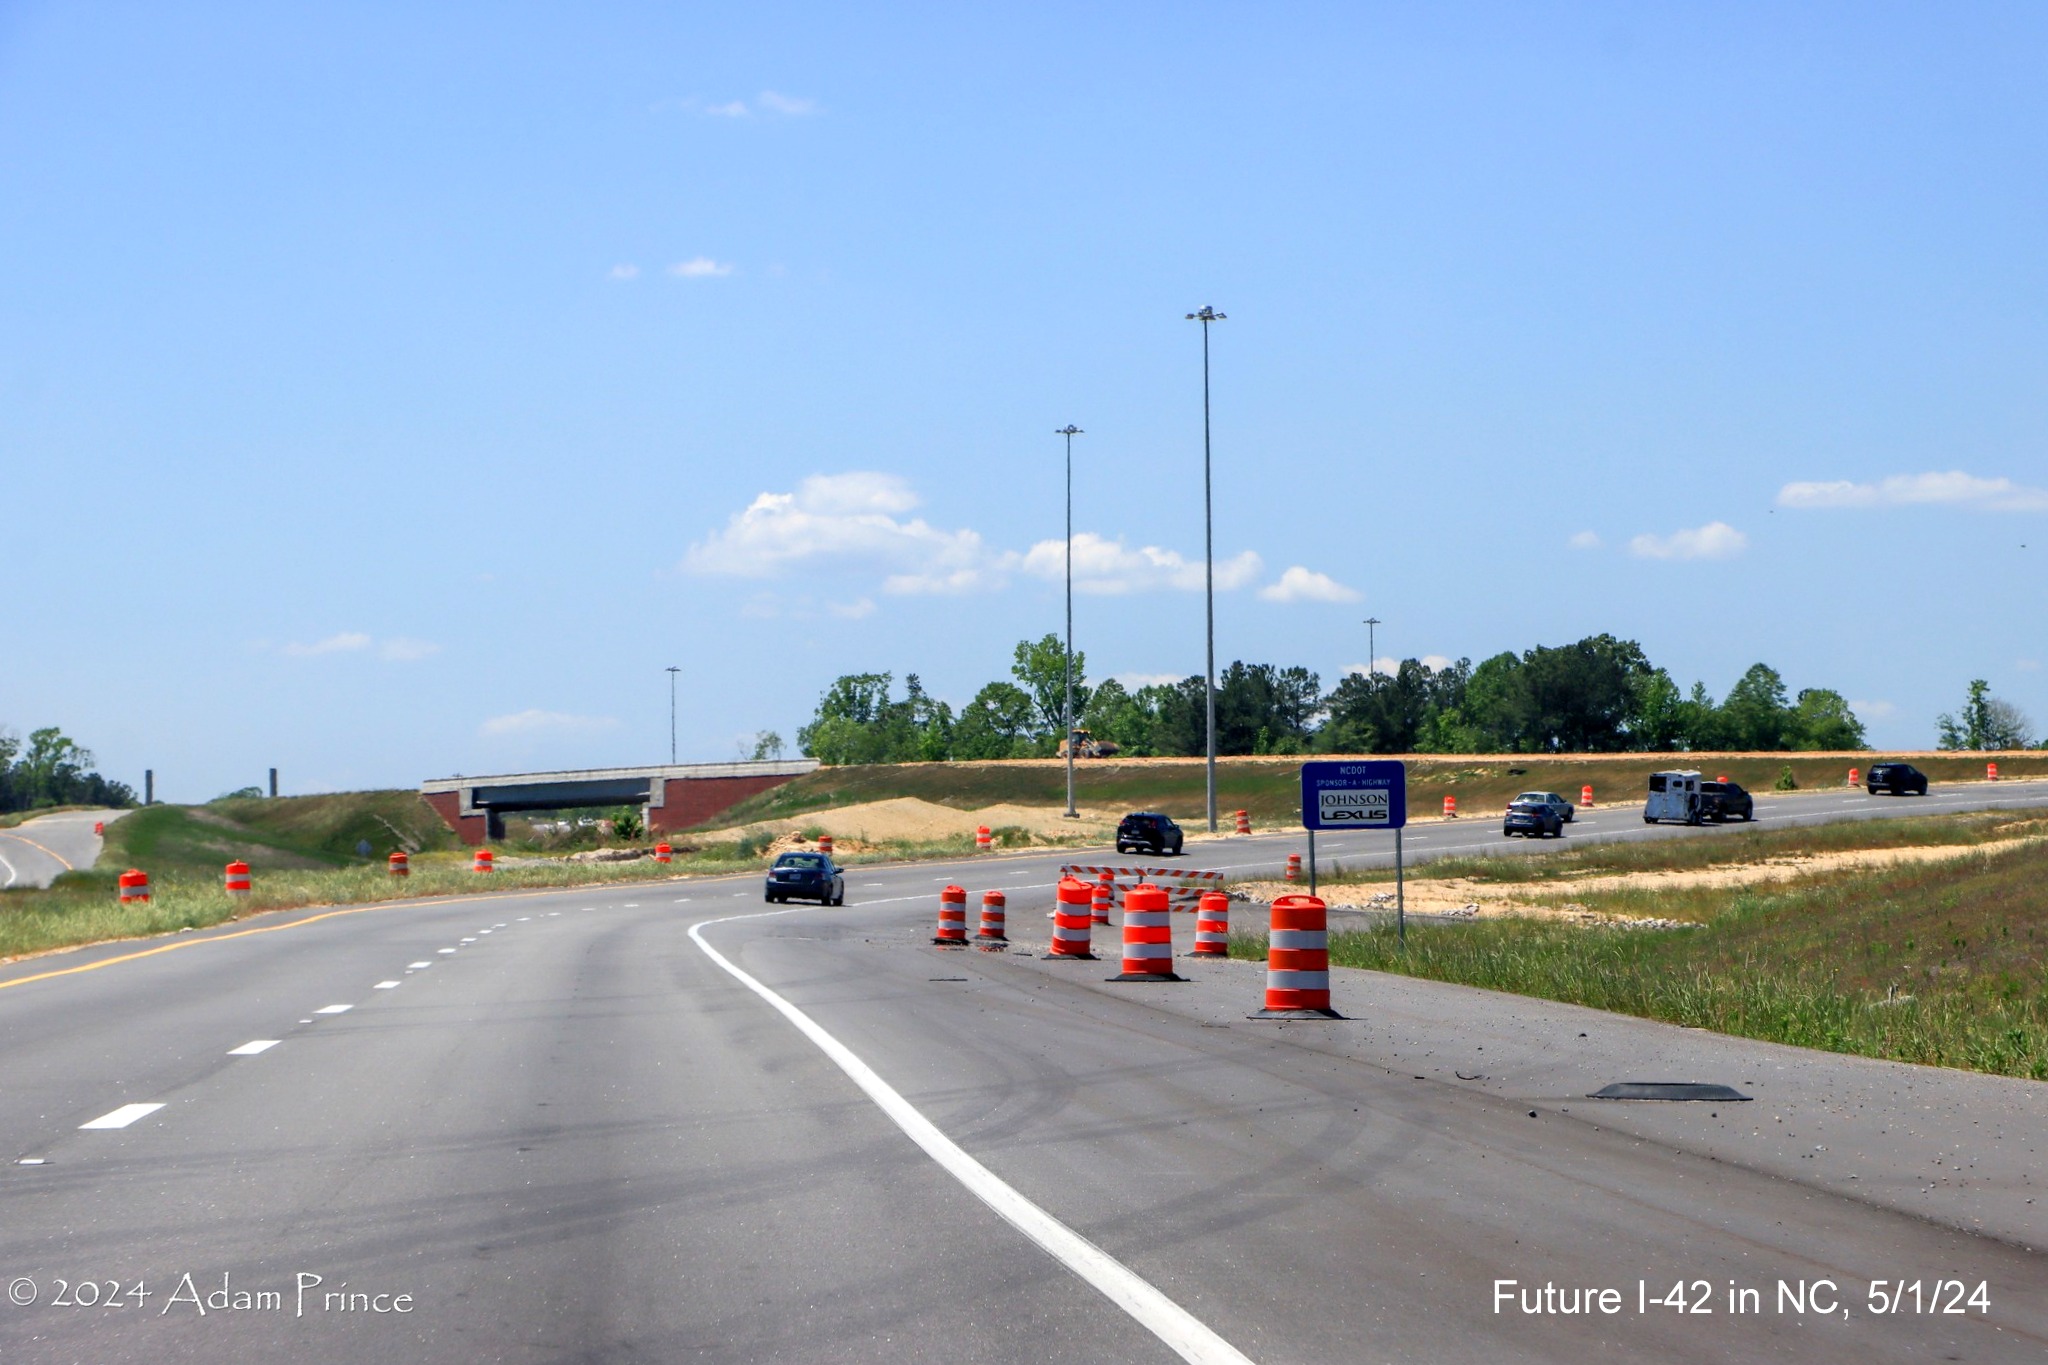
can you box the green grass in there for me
[1231,814,2048,1079]
[705,751,2048,832]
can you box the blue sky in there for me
[3,2,2044,799]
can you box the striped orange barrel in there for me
[818,834,834,857]
[1089,879,1113,925]
[976,889,1007,944]
[1284,853,1301,881]
[1261,894,1336,1015]
[1444,795,1458,818]
[118,868,150,904]
[224,860,251,896]
[1234,809,1251,834]
[1581,785,1593,808]
[1191,891,1230,957]
[1989,762,2000,781]
[975,825,992,852]
[1049,877,1096,958]
[933,885,968,945]
[1112,883,1181,981]
[388,850,409,877]
[1848,768,1859,787]
[654,843,673,864]
[473,848,494,874]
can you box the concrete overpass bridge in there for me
[421,759,818,844]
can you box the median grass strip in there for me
[1232,812,2048,1079]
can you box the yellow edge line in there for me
[0,831,75,872]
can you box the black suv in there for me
[1699,780,1755,822]
[1116,812,1184,856]
[1867,762,1929,796]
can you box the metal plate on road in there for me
[1301,760,1407,830]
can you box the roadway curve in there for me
[0,782,2043,1362]
[0,809,124,889]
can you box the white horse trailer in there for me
[1644,770,1707,825]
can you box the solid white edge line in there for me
[79,1102,164,1130]
[227,1040,279,1056]
[373,981,400,989]
[688,908,1256,1365]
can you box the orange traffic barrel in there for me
[1234,809,1252,835]
[1191,891,1230,957]
[933,885,969,945]
[1089,878,1113,925]
[975,889,1007,945]
[118,868,150,904]
[224,860,251,896]
[654,843,673,864]
[1989,762,2001,781]
[975,825,992,852]
[388,850,410,877]
[1580,784,1593,808]
[818,834,834,857]
[1848,767,1859,787]
[1049,877,1096,959]
[473,848,495,874]
[1110,883,1182,981]
[1254,894,1341,1018]
[1443,795,1458,818]
[1284,853,1301,881]
[93,820,104,836]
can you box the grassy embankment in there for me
[1233,810,2048,1079]
[708,751,2048,831]
[0,790,996,962]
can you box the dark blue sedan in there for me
[764,852,845,905]
[1503,799,1564,839]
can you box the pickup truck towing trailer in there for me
[1643,770,1708,826]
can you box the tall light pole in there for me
[1186,305,1225,832]
[1364,617,1381,681]
[1057,424,1083,818]
[665,666,680,764]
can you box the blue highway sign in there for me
[1300,760,1408,830]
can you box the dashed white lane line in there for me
[518,916,531,921]
[80,1103,164,1130]
[313,1004,352,1015]
[624,903,640,908]
[478,929,492,935]
[461,937,477,943]
[227,1040,279,1056]
[438,948,457,954]
[494,922,507,928]
[689,910,1257,1365]
[373,981,400,989]
[408,961,432,970]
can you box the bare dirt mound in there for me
[697,797,1116,844]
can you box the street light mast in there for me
[1185,305,1226,832]
[1057,425,1084,818]
[666,666,680,765]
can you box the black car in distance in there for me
[764,851,845,904]
[1699,780,1755,821]
[1116,812,1184,856]
[1867,762,1929,796]
[1503,799,1564,839]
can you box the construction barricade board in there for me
[1061,864,1226,913]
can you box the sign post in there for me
[1300,760,1409,948]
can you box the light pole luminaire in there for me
[1186,305,1225,832]
[666,666,680,765]
[1057,425,1083,818]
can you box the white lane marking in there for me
[408,961,431,969]
[494,922,507,928]
[80,1102,164,1130]
[548,911,560,916]
[227,1040,279,1056]
[478,929,492,935]
[624,903,640,908]
[437,948,457,954]
[313,1004,352,1015]
[673,898,692,903]
[688,910,1256,1365]
[461,937,477,943]
[0,850,15,888]
[373,980,400,989]
[18,1157,45,1165]
[518,916,531,921]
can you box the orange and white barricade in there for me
[1110,883,1182,981]
[654,843,673,864]
[818,834,834,856]
[1989,762,2001,781]
[388,850,409,877]
[1191,891,1230,957]
[1580,785,1593,808]
[933,885,968,946]
[975,825,992,852]
[473,848,494,874]
[1284,853,1301,882]
[224,860,251,897]
[118,868,150,904]
[1443,795,1458,818]
[976,890,1007,945]
[1254,894,1341,1018]
[1848,768,1860,788]
[1049,877,1096,959]
[1234,809,1252,835]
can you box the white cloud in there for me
[479,710,619,738]
[685,472,1000,593]
[1777,470,2048,512]
[1345,655,1453,677]
[1258,565,1361,603]
[1849,699,1897,719]
[1115,672,1187,689]
[378,638,440,662]
[756,90,818,116]
[1020,532,1261,595]
[669,257,734,279]
[283,632,372,658]
[608,263,640,281]
[828,597,876,620]
[704,100,750,118]
[1568,530,1601,550]
[1629,521,1748,560]
[2016,660,2040,673]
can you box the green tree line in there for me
[0,726,137,812]
[795,632,1897,763]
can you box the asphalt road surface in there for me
[1,782,2044,1363]
[0,808,123,889]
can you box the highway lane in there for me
[0,808,123,889]
[0,782,2044,1361]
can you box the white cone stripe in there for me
[1264,969,1330,990]
[1052,925,1092,940]
[1123,943,1173,958]
[1125,912,1171,927]
[1269,929,1327,951]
